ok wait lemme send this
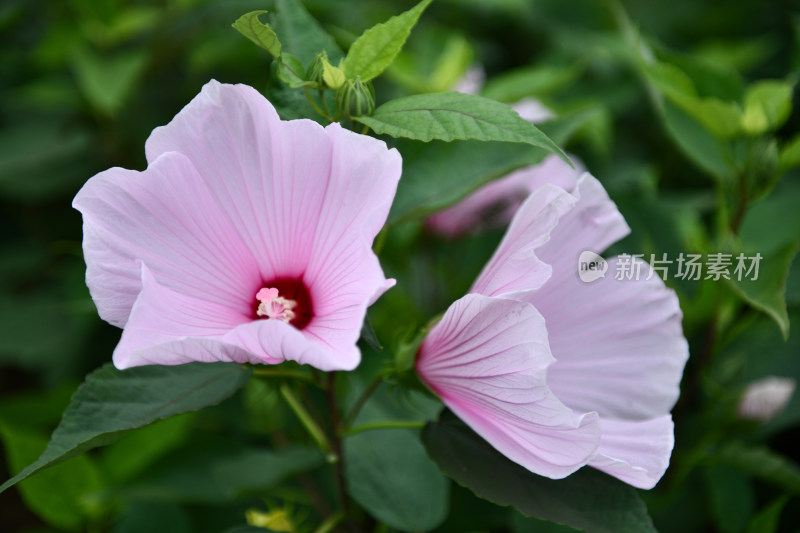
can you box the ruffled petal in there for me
[142,81,401,367]
[588,415,675,489]
[73,151,260,328]
[300,123,402,362]
[470,184,575,297]
[533,173,630,280]
[115,264,351,370]
[532,257,689,420]
[145,81,289,279]
[114,264,280,368]
[417,294,601,479]
[428,155,583,237]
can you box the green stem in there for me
[360,123,371,135]
[730,175,749,236]
[341,420,426,436]
[342,375,383,429]
[305,87,332,122]
[325,374,354,532]
[319,88,331,118]
[279,383,336,462]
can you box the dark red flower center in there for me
[253,277,313,330]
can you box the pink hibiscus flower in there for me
[417,174,688,488]
[426,154,583,237]
[73,80,401,372]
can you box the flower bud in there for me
[738,376,796,422]
[306,52,327,89]
[336,77,376,119]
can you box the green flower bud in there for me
[336,77,376,119]
[306,52,328,89]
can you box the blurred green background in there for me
[1,0,799,531]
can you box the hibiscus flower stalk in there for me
[279,383,336,463]
[304,86,333,122]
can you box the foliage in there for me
[1,0,799,531]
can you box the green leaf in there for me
[272,0,343,66]
[538,106,609,149]
[344,428,449,531]
[742,80,793,134]
[681,97,741,138]
[265,82,324,122]
[704,465,755,533]
[356,92,567,161]
[0,363,252,493]
[779,133,800,170]
[423,411,656,533]
[482,63,583,102]
[388,30,473,93]
[717,442,800,496]
[740,178,800,253]
[342,0,433,82]
[212,446,324,497]
[745,496,789,533]
[0,382,78,430]
[512,512,581,533]
[644,61,697,99]
[71,48,147,116]
[0,422,104,530]
[0,122,92,202]
[0,291,93,379]
[232,11,281,58]
[661,100,736,180]
[387,139,544,223]
[661,50,745,101]
[385,107,592,223]
[99,414,195,483]
[694,36,777,75]
[321,55,345,89]
[426,34,474,92]
[120,440,322,503]
[359,315,382,351]
[730,242,798,340]
[644,62,741,138]
[276,53,311,89]
[113,501,192,533]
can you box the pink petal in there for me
[145,81,398,282]
[511,97,555,123]
[427,155,583,237]
[115,264,344,369]
[533,173,630,281]
[588,415,675,489]
[532,256,689,420]
[143,81,401,367]
[73,151,260,328]
[417,294,601,479]
[114,264,281,368]
[77,80,401,371]
[470,184,576,297]
[300,123,402,361]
